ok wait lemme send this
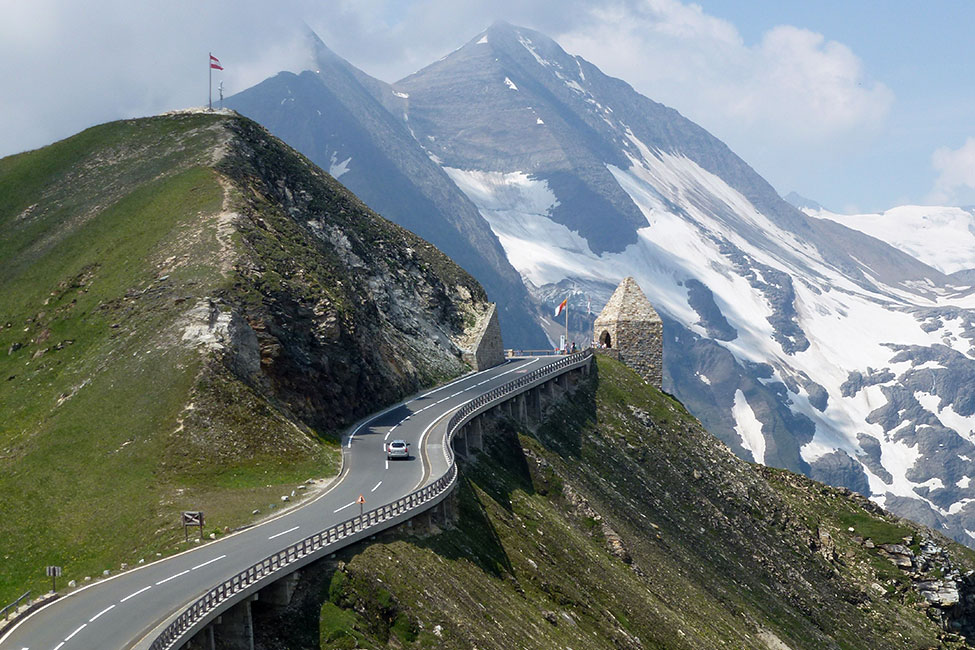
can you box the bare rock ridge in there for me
[226,32,548,349]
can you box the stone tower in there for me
[593,277,663,387]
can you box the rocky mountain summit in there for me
[0,110,493,603]
[230,22,975,546]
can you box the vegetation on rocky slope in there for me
[253,357,975,649]
[0,112,490,605]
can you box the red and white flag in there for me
[210,53,224,71]
[554,298,567,318]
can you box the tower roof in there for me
[594,277,661,325]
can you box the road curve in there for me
[0,357,544,650]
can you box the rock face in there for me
[592,277,663,387]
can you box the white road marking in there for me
[417,371,477,399]
[385,460,389,470]
[89,604,115,622]
[53,643,65,650]
[190,554,227,571]
[268,526,300,540]
[120,585,152,602]
[436,396,451,404]
[371,481,382,492]
[334,501,355,513]
[450,391,463,397]
[64,624,86,641]
[155,569,190,585]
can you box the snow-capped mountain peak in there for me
[229,23,975,546]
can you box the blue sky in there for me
[693,0,975,211]
[1,0,973,214]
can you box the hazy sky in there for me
[3,0,974,214]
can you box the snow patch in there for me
[476,34,488,45]
[733,389,766,464]
[815,205,975,275]
[328,152,352,179]
[536,118,545,125]
[504,77,518,91]
[392,90,409,99]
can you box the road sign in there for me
[45,566,62,592]
[357,494,365,517]
[181,511,205,541]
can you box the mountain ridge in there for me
[227,23,975,547]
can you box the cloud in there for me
[930,137,975,205]
[557,0,893,147]
[0,0,316,157]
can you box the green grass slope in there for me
[257,357,975,649]
[0,112,492,606]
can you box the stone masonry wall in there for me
[616,319,663,388]
[462,303,504,371]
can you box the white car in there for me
[386,439,410,460]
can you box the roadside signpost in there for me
[45,566,61,593]
[357,494,366,518]
[181,511,205,542]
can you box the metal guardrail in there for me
[1,591,30,622]
[147,350,592,650]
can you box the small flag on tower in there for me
[554,298,567,318]
[210,53,223,70]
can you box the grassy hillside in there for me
[253,357,975,649]
[0,112,491,606]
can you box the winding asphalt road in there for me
[0,357,542,650]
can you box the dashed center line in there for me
[54,642,65,650]
[191,554,227,571]
[64,623,86,641]
[156,569,190,585]
[371,480,382,492]
[120,585,152,603]
[334,501,355,513]
[268,526,300,540]
[89,604,115,622]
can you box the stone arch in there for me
[599,330,612,348]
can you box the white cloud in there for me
[0,0,315,157]
[557,0,893,148]
[930,137,975,205]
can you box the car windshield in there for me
[391,441,406,448]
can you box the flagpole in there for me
[209,52,212,111]
[565,299,569,352]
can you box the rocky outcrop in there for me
[861,535,975,637]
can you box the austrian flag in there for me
[209,54,223,71]
[554,298,567,318]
